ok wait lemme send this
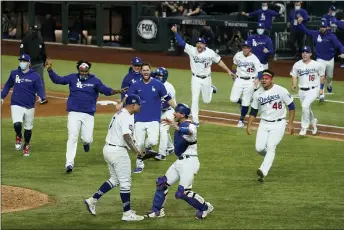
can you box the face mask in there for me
[79,74,88,81]
[19,62,28,70]
[257,29,265,35]
[295,6,301,10]
[332,12,336,16]
[262,6,268,11]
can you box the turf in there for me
[2,55,344,126]
[1,115,344,229]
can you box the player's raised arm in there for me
[45,58,70,85]
[171,25,191,53]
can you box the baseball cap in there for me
[302,46,312,53]
[125,94,141,105]
[257,22,265,28]
[320,20,329,27]
[131,57,142,66]
[196,37,206,45]
[329,5,336,11]
[241,40,252,48]
[18,54,31,62]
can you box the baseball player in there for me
[120,57,143,100]
[230,40,264,128]
[171,25,235,126]
[1,54,46,156]
[45,58,127,173]
[247,22,274,70]
[123,63,176,173]
[144,103,214,219]
[290,46,325,136]
[247,70,295,182]
[84,94,145,221]
[153,67,176,160]
[297,18,344,98]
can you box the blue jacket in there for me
[1,68,45,108]
[47,69,114,116]
[248,9,280,30]
[120,67,142,99]
[336,20,344,30]
[297,24,344,60]
[247,34,274,64]
[288,8,309,31]
[322,13,337,26]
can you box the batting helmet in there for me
[175,103,191,117]
[154,67,168,83]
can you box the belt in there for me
[162,107,172,112]
[193,73,209,79]
[177,155,198,160]
[262,118,285,122]
[106,143,128,150]
[300,86,316,91]
[239,77,255,80]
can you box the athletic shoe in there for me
[237,120,244,128]
[211,85,217,94]
[196,202,214,219]
[15,136,23,150]
[166,148,174,155]
[144,208,166,218]
[133,167,143,174]
[154,154,166,161]
[327,85,333,93]
[83,144,90,152]
[23,144,30,156]
[257,169,264,182]
[66,165,73,173]
[121,210,144,221]
[299,128,307,136]
[84,197,96,216]
[319,94,325,102]
[312,118,318,135]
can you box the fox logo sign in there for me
[137,19,157,40]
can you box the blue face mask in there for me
[257,29,265,35]
[79,75,88,81]
[19,62,28,71]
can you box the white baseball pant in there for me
[191,75,213,124]
[255,119,286,177]
[299,88,318,129]
[316,58,334,86]
[166,156,200,188]
[229,77,255,106]
[11,105,35,130]
[159,108,175,156]
[65,111,94,167]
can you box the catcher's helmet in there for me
[175,103,191,117]
[154,67,168,83]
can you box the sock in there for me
[24,129,32,145]
[237,98,242,105]
[92,180,114,200]
[240,106,249,121]
[14,122,22,137]
[120,192,131,212]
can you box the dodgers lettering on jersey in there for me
[162,81,176,111]
[247,35,274,64]
[290,60,325,88]
[1,68,45,108]
[174,121,197,157]
[184,43,221,76]
[105,108,135,148]
[233,51,264,78]
[127,78,168,122]
[47,69,113,116]
[251,84,293,121]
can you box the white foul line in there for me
[291,94,344,104]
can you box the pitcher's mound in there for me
[1,185,52,213]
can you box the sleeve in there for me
[47,69,70,85]
[250,92,259,110]
[211,51,221,64]
[1,73,15,99]
[34,74,46,99]
[188,123,197,136]
[266,37,274,54]
[96,79,113,96]
[282,88,294,105]
[302,10,309,22]
[158,82,169,99]
[120,117,132,135]
[174,32,186,48]
[290,63,298,77]
[331,34,344,54]
[120,75,129,100]
[184,43,194,55]
[269,9,280,17]
[248,10,260,17]
[296,23,317,37]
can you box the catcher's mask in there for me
[175,103,191,118]
[76,60,92,81]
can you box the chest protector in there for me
[174,121,197,157]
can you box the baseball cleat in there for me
[84,197,96,216]
[154,154,166,161]
[211,85,217,94]
[15,136,23,150]
[83,144,90,152]
[312,118,318,135]
[319,94,325,102]
[66,165,73,173]
[196,202,214,219]
[257,169,265,182]
[327,85,333,93]
[23,144,30,156]
[237,120,244,128]
[121,210,144,221]
[39,99,48,104]
[133,167,143,174]
[299,128,307,136]
[166,148,174,155]
[144,208,166,218]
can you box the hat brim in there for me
[18,58,30,62]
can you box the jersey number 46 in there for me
[272,101,282,110]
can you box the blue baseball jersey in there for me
[249,9,280,30]
[297,24,344,60]
[288,8,309,31]
[1,67,45,108]
[322,13,337,26]
[47,69,113,116]
[247,34,274,64]
[127,78,168,122]
[336,20,344,30]
[120,67,142,99]
[174,121,197,157]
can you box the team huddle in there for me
[1,23,339,221]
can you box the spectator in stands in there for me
[200,26,215,48]
[155,2,179,17]
[226,28,244,55]
[1,8,14,39]
[184,1,207,16]
[68,17,86,44]
[288,1,309,60]
[41,14,56,42]
[241,1,281,34]
[322,5,337,26]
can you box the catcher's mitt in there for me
[138,149,158,160]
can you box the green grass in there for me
[2,55,344,126]
[1,115,344,229]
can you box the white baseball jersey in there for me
[233,51,264,78]
[105,108,135,148]
[164,81,176,103]
[290,60,325,88]
[251,84,294,121]
[184,43,221,76]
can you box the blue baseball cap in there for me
[241,40,252,48]
[257,22,265,28]
[302,46,312,53]
[125,94,141,105]
[131,57,142,66]
[18,54,31,62]
[320,20,329,27]
[196,37,206,44]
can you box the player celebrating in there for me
[144,103,214,220]
[45,58,127,173]
[153,67,176,160]
[290,46,325,136]
[120,57,143,100]
[230,40,264,128]
[171,25,235,126]
[1,54,46,156]
[247,70,295,182]
[84,94,145,221]
[124,63,176,173]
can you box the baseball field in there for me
[1,54,344,229]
